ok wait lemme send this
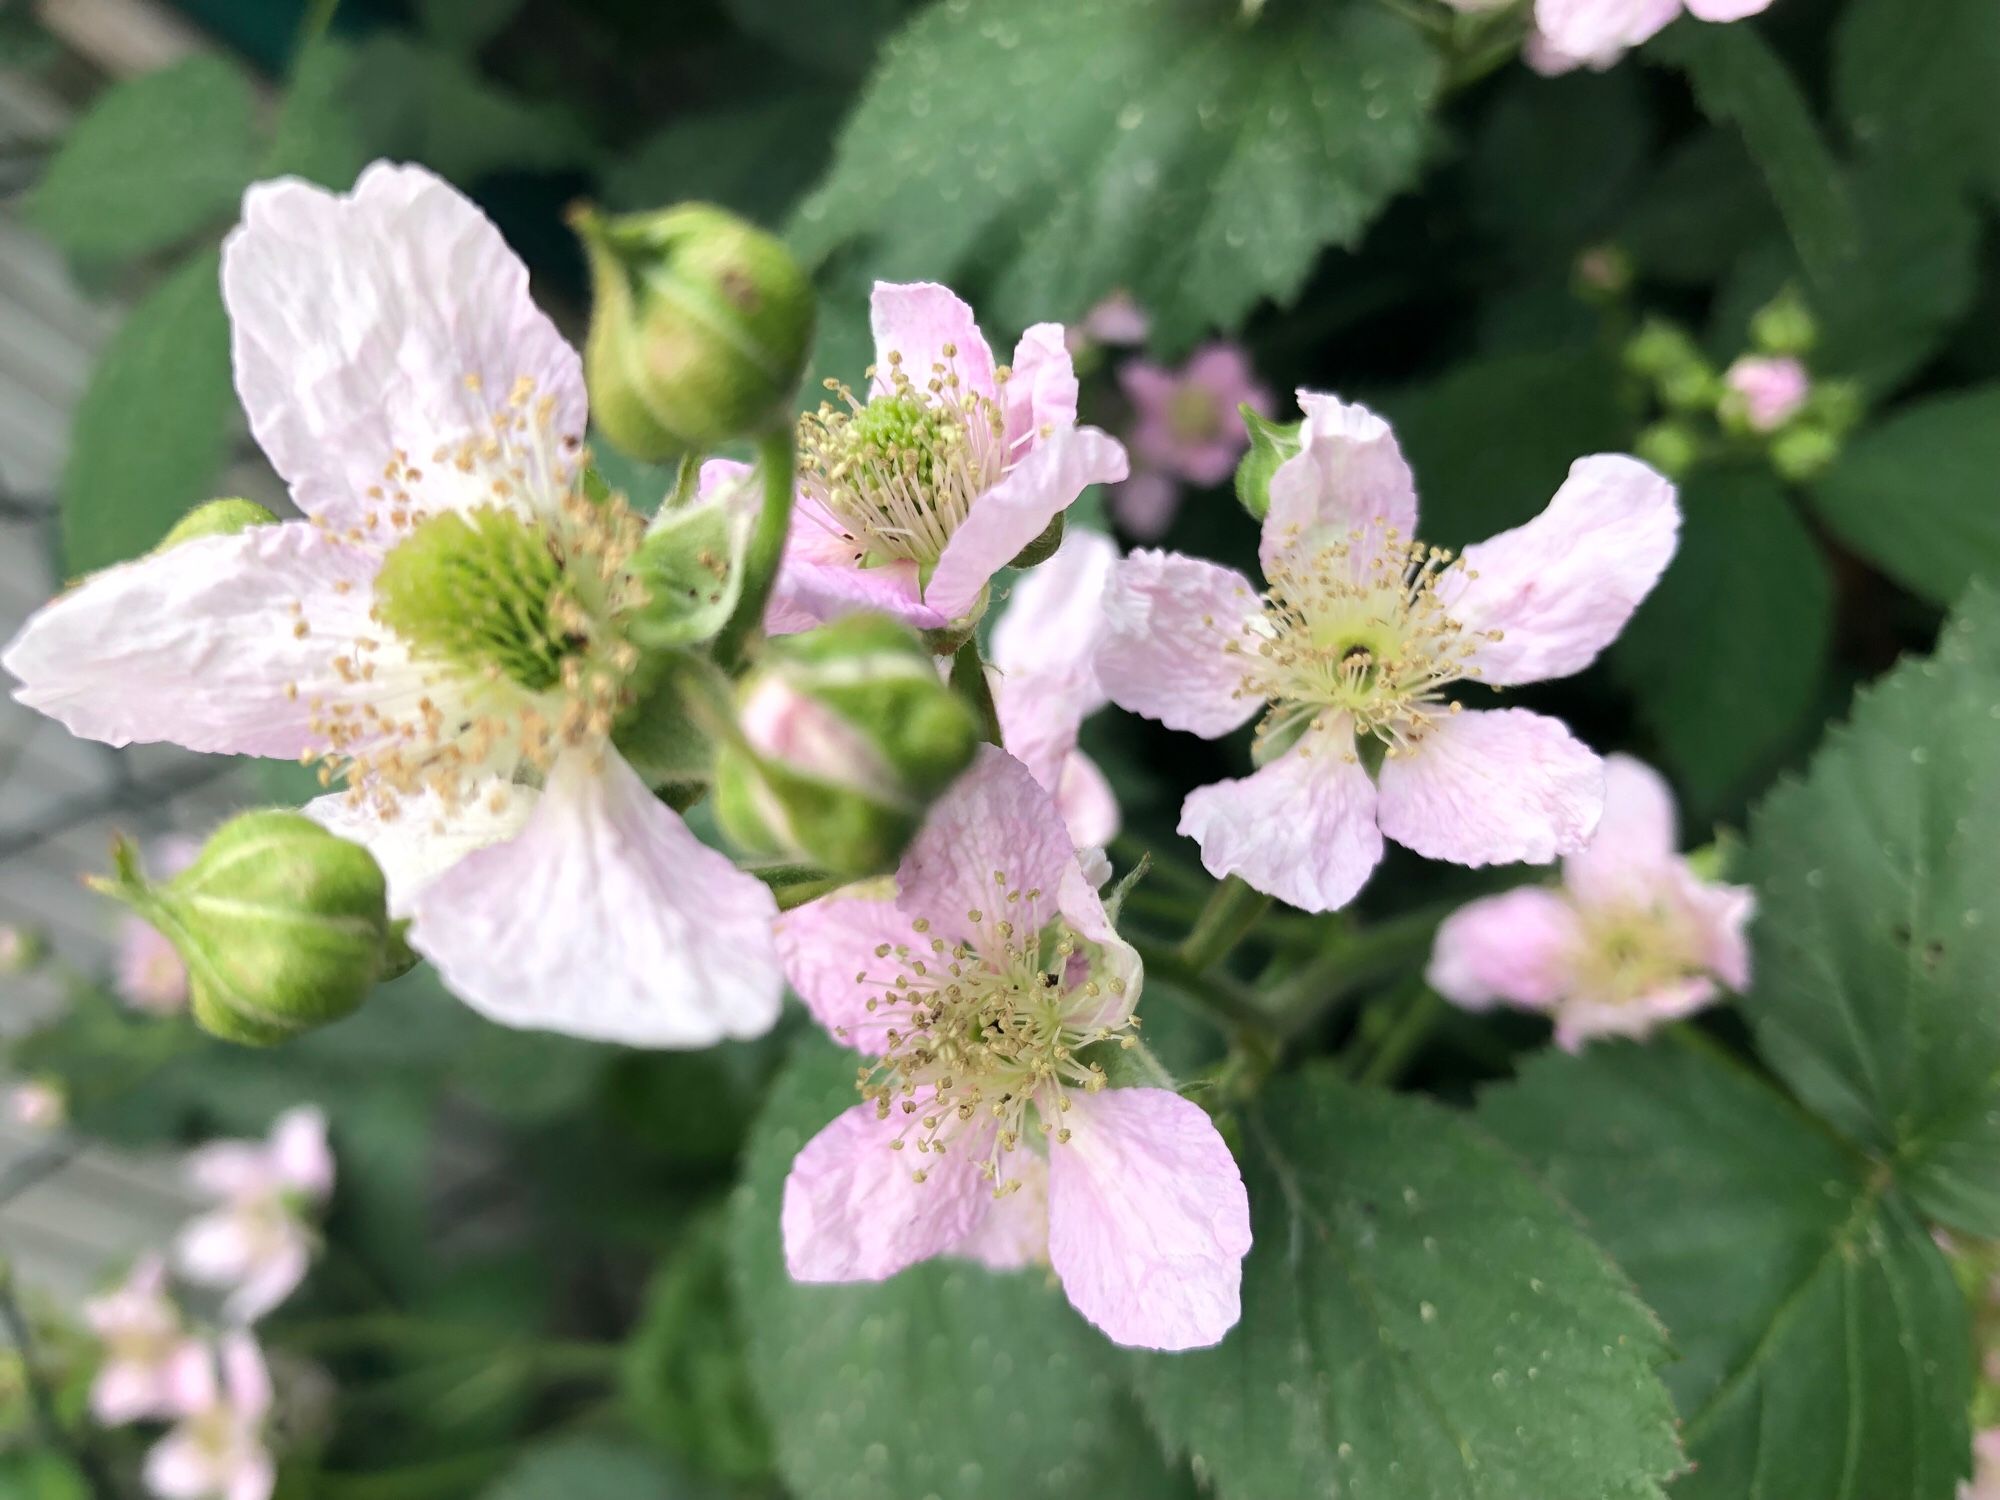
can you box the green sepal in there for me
[1235,406,1301,522]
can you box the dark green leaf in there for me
[722,0,911,79]
[1745,585,2000,1235]
[419,0,528,53]
[1133,1068,1683,1500]
[60,250,234,576]
[1835,0,2000,206]
[25,57,257,262]
[1809,385,2000,608]
[481,1438,679,1499]
[793,0,1440,347]
[1483,1041,1972,1500]
[604,92,847,229]
[1613,470,1832,812]
[1620,132,1781,286]
[264,37,373,189]
[1469,70,1651,270]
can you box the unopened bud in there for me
[1623,318,1706,384]
[1572,244,1633,301]
[1770,424,1841,483]
[156,499,277,553]
[1635,421,1702,479]
[1234,407,1301,522]
[1750,288,1817,357]
[572,202,814,462]
[713,615,979,878]
[90,813,391,1047]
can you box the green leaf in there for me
[604,92,847,229]
[1620,132,1782,286]
[1468,70,1651,271]
[1648,23,1857,290]
[731,1032,1183,1500]
[1482,1041,1972,1500]
[793,0,1440,347]
[60,250,234,577]
[1835,0,2000,206]
[481,1438,679,1499]
[419,0,528,53]
[346,35,595,182]
[721,0,911,79]
[1613,470,1832,813]
[265,37,373,189]
[25,57,257,262]
[1745,585,2000,1235]
[1809,385,2000,608]
[1132,1069,1684,1500]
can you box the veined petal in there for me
[409,749,783,1047]
[1046,1087,1251,1351]
[871,281,998,404]
[782,1101,994,1282]
[898,746,1073,950]
[223,162,584,529]
[1054,751,1120,850]
[1377,708,1603,867]
[953,1155,1050,1270]
[1260,392,1419,579]
[1561,752,1680,907]
[1178,734,1384,913]
[1096,549,1264,738]
[1426,886,1582,1012]
[4,523,378,758]
[1004,322,1080,453]
[768,495,941,635]
[1445,454,1679,687]
[990,527,1118,692]
[924,425,1128,622]
[775,893,934,1055]
[305,781,536,917]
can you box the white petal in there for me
[1561,752,1681,907]
[897,746,1074,950]
[1376,708,1603,868]
[1096,549,1264,739]
[305,780,536,917]
[1259,391,1419,579]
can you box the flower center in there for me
[1569,900,1707,1005]
[850,870,1131,1197]
[797,347,1009,568]
[1232,529,1496,759]
[1167,384,1222,444]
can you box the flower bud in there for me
[713,615,979,878]
[1635,421,1702,479]
[1234,407,1301,522]
[1770,424,1841,483]
[1750,288,1817,357]
[572,202,815,462]
[1622,318,1706,384]
[156,499,277,553]
[90,812,392,1047]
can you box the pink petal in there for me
[146,1429,218,1499]
[175,1213,257,1287]
[305,780,535,918]
[767,495,942,635]
[1055,856,1142,1032]
[1555,976,1719,1052]
[3,522,379,758]
[990,528,1117,689]
[269,1107,333,1200]
[222,1237,309,1325]
[1109,470,1183,540]
[1562,753,1680,907]
[223,163,584,529]
[1260,392,1419,580]
[1686,0,1772,18]
[1004,323,1080,453]
[954,1155,1050,1270]
[410,749,783,1047]
[1425,887,1582,1012]
[1674,865,1757,991]
[219,1334,272,1422]
[1054,751,1120,849]
[924,425,1128,622]
[92,1362,163,1426]
[774,893,934,1055]
[1531,0,1683,68]
[782,1101,994,1282]
[1445,454,1679,687]
[227,1452,277,1500]
[870,281,997,404]
[186,1144,276,1201]
[1046,1087,1251,1351]
[1377,708,1604,867]
[1178,734,1384,913]
[897,746,1073,949]
[1096,549,1263,738]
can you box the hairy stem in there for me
[949,638,1004,745]
[1178,875,1272,973]
[715,425,797,668]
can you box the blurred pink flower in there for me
[1066,291,1150,355]
[774,748,1251,1350]
[1963,1429,2000,1500]
[7,1080,65,1131]
[143,1334,275,1500]
[1113,344,1272,539]
[85,1255,211,1426]
[1723,355,1810,433]
[175,1108,333,1324]
[1525,0,1776,74]
[115,836,199,1015]
[1427,755,1754,1050]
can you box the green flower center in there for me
[1570,901,1707,1005]
[1167,384,1222,444]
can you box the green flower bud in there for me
[1234,406,1301,522]
[1750,288,1817,357]
[156,499,277,552]
[572,202,815,463]
[1635,421,1702,479]
[1770,424,1841,483]
[1622,318,1707,384]
[91,812,391,1047]
[1572,243,1634,302]
[713,615,979,878]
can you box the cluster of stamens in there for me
[1226,524,1502,761]
[1569,897,1708,1005]
[846,869,1133,1197]
[797,346,1012,568]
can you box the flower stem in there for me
[1262,900,1453,1041]
[1348,983,1446,1088]
[714,425,797,669]
[1178,875,1271,973]
[1129,938,1271,1039]
[949,638,1004,745]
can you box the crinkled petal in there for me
[767,495,940,635]
[224,163,584,528]
[1426,887,1582,1012]
[4,523,379,757]
[782,1101,994,1282]
[1178,734,1383,913]
[774,893,933,1055]
[1562,752,1680,906]
[1260,392,1419,579]
[305,781,536,918]
[871,281,997,403]
[1096,549,1264,738]
[1054,751,1120,850]
[925,426,1128,622]
[1005,323,1079,452]
[898,746,1072,949]
[991,527,1117,687]
[1531,0,1682,68]
[1046,1087,1251,1350]
[1555,977,1719,1052]
[1377,708,1603,867]
[1445,454,1679,687]
[954,1155,1050,1270]
[409,749,783,1047]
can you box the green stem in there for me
[949,638,1004,745]
[714,425,796,669]
[1351,985,1445,1088]
[1130,938,1270,1039]
[1261,900,1453,1039]
[1178,875,1272,973]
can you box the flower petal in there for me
[1685,0,1773,19]
[1046,1087,1251,1350]
[1096,549,1263,738]
[898,746,1073,949]
[409,749,783,1047]
[1445,454,1679,686]
[871,281,996,402]
[954,1155,1050,1271]
[222,1239,308,1324]
[1054,750,1120,849]
[990,527,1117,687]
[223,163,585,529]
[1004,322,1079,452]
[269,1107,334,1200]
[924,425,1128,622]
[1056,855,1142,1032]
[146,1429,218,1500]
[774,893,934,1055]
[1425,886,1582,1012]
[1561,752,1680,907]
[1260,392,1419,579]
[782,1101,994,1282]
[1178,735,1384,913]
[767,494,941,635]
[1377,708,1604,867]
[4,523,378,758]
[1531,0,1682,69]
[305,781,536,917]
[1555,977,1720,1052]
[1673,864,1757,991]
